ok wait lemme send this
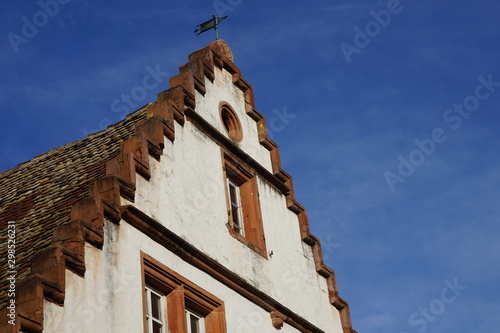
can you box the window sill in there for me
[227,225,268,259]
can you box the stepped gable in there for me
[0,40,356,333]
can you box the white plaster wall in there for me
[44,221,144,333]
[44,220,307,333]
[194,67,273,172]
[257,177,341,330]
[134,122,274,291]
[129,124,343,331]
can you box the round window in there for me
[220,104,242,142]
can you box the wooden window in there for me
[142,253,227,333]
[145,286,166,333]
[223,153,267,258]
[226,178,244,236]
[185,309,205,333]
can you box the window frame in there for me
[145,286,166,333]
[141,252,227,333]
[222,152,268,258]
[226,176,244,236]
[185,309,205,333]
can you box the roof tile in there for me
[0,106,147,307]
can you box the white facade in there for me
[43,218,341,332]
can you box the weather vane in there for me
[195,15,228,40]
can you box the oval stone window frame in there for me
[219,103,243,142]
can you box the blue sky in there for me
[1,0,499,332]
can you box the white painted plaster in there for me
[44,220,312,333]
[194,67,273,171]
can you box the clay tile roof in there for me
[0,105,148,307]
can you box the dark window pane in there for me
[153,321,162,333]
[151,293,161,319]
[190,314,200,333]
[229,183,238,204]
[231,206,240,227]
